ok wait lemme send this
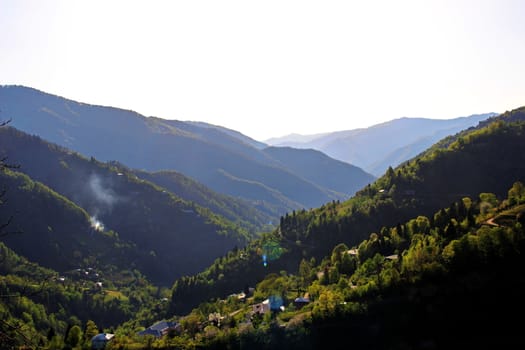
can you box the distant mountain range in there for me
[265,113,497,176]
[1,82,524,349]
[0,85,375,216]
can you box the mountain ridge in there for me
[0,85,374,215]
[168,105,525,314]
[0,126,253,285]
[266,113,497,176]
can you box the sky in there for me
[1,0,524,141]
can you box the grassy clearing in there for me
[105,289,129,302]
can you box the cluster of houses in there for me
[91,320,181,349]
[103,288,312,348]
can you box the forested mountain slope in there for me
[0,240,168,349]
[0,127,250,285]
[126,166,276,230]
[152,181,525,350]
[0,168,137,273]
[5,176,525,348]
[169,106,525,314]
[0,85,374,214]
[262,146,375,197]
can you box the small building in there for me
[252,296,284,315]
[268,295,284,311]
[294,297,311,309]
[137,320,180,338]
[252,299,271,315]
[91,333,114,349]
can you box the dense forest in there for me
[0,106,524,349]
[168,108,525,314]
[134,180,525,349]
[7,179,522,349]
[0,126,256,286]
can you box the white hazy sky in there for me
[1,0,524,141]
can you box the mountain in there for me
[1,83,523,348]
[125,166,276,231]
[161,181,525,350]
[183,120,268,149]
[0,85,375,215]
[262,146,375,197]
[0,239,170,348]
[0,126,252,285]
[0,167,137,273]
[168,106,525,314]
[265,114,497,176]
[265,132,330,145]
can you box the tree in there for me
[298,258,314,286]
[65,325,82,348]
[508,181,525,206]
[0,118,34,349]
[83,320,98,348]
[330,243,349,266]
[0,119,19,238]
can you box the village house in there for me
[252,299,271,315]
[137,320,180,338]
[293,296,311,309]
[252,296,284,315]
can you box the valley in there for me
[0,86,524,349]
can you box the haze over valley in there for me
[1,0,525,348]
[1,84,525,348]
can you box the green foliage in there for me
[65,324,82,348]
[129,167,276,234]
[4,101,525,348]
[0,126,252,286]
[159,108,525,348]
[168,112,525,316]
[0,239,168,349]
[152,179,525,349]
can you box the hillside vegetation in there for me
[0,127,251,286]
[113,181,525,349]
[1,89,524,349]
[168,106,525,315]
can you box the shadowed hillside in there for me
[0,85,374,215]
[0,127,251,285]
[168,106,525,314]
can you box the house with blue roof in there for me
[294,296,311,309]
[91,333,114,349]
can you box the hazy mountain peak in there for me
[265,113,497,176]
[0,85,375,216]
